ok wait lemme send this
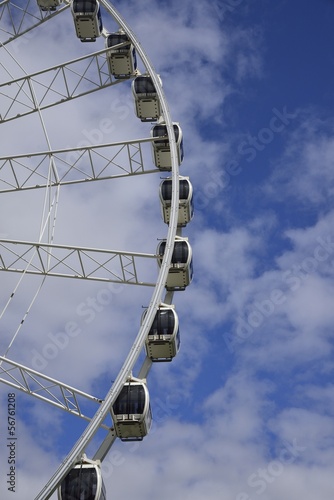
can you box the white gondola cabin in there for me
[58,455,106,500]
[160,176,194,227]
[132,75,162,122]
[151,122,184,170]
[111,378,152,441]
[106,31,137,79]
[142,304,180,361]
[71,0,103,42]
[157,237,193,291]
[37,0,62,10]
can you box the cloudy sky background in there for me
[1,0,334,498]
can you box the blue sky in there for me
[1,0,334,498]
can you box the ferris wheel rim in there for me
[1,1,182,498]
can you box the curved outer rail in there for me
[35,1,180,498]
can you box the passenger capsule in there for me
[37,0,62,10]
[111,378,152,441]
[160,176,194,227]
[58,455,106,500]
[142,304,180,361]
[132,75,162,122]
[157,238,193,291]
[151,122,184,170]
[106,31,137,79]
[71,0,103,42]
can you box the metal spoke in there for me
[0,356,112,429]
[0,138,156,192]
[0,46,121,123]
[0,239,157,285]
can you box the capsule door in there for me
[160,177,194,226]
[158,239,193,290]
[72,0,103,41]
[106,33,137,78]
[151,123,183,170]
[132,75,162,121]
[37,0,62,10]
[112,381,152,441]
[58,463,105,500]
[144,306,180,361]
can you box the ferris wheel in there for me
[0,1,194,498]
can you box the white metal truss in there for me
[0,138,157,193]
[0,45,122,123]
[0,356,113,429]
[0,0,70,44]
[0,239,157,285]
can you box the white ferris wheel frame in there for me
[0,0,183,498]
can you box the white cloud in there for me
[265,114,334,207]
